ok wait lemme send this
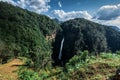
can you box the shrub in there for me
[18,69,41,80]
[24,58,33,68]
[80,50,88,62]
[100,53,114,59]
[116,51,120,55]
[67,50,89,66]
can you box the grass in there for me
[38,53,120,80]
[0,53,120,80]
[0,58,23,80]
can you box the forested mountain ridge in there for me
[0,2,60,36]
[52,18,120,65]
[0,2,60,68]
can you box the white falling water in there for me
[58,38,64,60]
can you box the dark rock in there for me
[111,69,120,80]
[52,18,107,65]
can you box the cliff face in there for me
[52,18,120,65]
[46,31,56,41]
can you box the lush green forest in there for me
[52,18,120,65]
[0,2,60,68]
[0,2,120,80]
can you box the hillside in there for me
[52,18,120,65]
[18,53,120,80]
[0,2,60,68]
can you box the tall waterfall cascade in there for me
[58,38,64,60]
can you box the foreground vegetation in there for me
[18,52,120,80]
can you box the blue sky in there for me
[0,0,120,27]
[49,0,120,14]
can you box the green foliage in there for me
[60,18,107,53]
[80,50,88,62]
[17,52,120,80]
[100,53,114,59]
[105,26,120,52]
[53,18,120,65]
[53,18,114,64]
[116,50,120,55]
[0,41,17,63]
[24,58,33,68]
[18,68,41,80]
[67,50,88,67]
[68,55,81,66]
[0,2,60,68]
[50,53,120,80]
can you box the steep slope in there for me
[0,2,60,68]
[52,18,120,65]
[105,26,120,52]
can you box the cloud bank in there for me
[96,4,120,20]
[53,10,92,21]
[52,4,120,27]
[94,17,120,27]
[93,4,120,28]
[0,0,50,13]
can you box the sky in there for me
[0,0,120,27]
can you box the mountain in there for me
[0,2,60,67]
[108,26,120,32]
[52,18,120,65]
[53,18,63,24]
[0,1,120,68]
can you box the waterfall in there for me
[58,38,64,60]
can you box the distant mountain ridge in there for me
[53,18,63,24]
[108,26,120,32]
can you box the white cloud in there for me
[105,17,120,28]
[91,17,120,28]
[93,4,120,28]
[0,0,51,14]
[17,0,50,13]
[96,4,120,20]
[58,1,62,7]
[53,10,92,21]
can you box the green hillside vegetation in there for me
[18,52,120,80]
[0,2,60,69]
[52,18,120,65]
